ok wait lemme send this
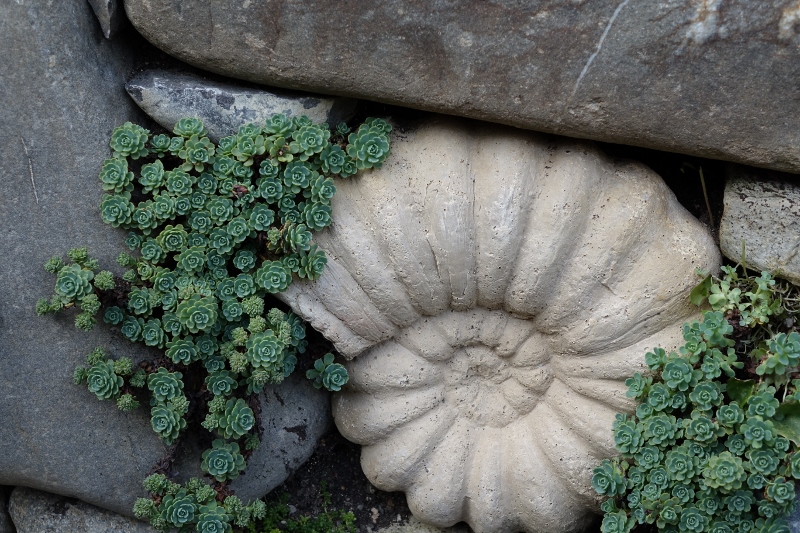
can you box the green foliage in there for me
[201,439,246,482]
[306,352,349,392]
[247,483,357,533]
[595,265,800,533]
[37,114,391,530]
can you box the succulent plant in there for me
[289,123,330,161]
[39,114,395,528]
[231,133,266,166]
[110,122,149,159]
[86,360,123,400]
[298,245,327,280]
[54,264,94,303]
[201,439,246,482]
[306,352,349,392]
[346,123,390,169]
[178,134,216,172]
[217,398,254,440]
[196,502,233,533]
[151,403,187,445]
[173,117,207,139]
[99,157,134,194]
[159,488,196,526]
[254,260,292,293]
[166,337,199,365]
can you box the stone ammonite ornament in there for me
[278,116,720,533]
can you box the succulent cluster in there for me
[594,266,800,533]
[134,473,267,532]
[37,115,392,528]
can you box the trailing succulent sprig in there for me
[595,265,800,533]
[306,352,349,392]
[38,114,386,528]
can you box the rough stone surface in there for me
[126,70,358,142]
[376,517,470,533]
[0,0,328,517]
[123,0,800,174]
[719,167,800,285]
[87,0,123,39]
[8,487,154,533]
[277,117,720,533]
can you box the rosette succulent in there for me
[150,403,187,445]
[98,157,134,193]
[159,488,196,527]
[346,122,391,169]
[100,194,134,227]
[176,295,219,334]
[173,117,206,138]
[200,439,246,482]
[217,398,254,439]
[254,260,291,293]
[245,331,284,369]
[178,134,216,172]
[148,368,184,403]
[110,122,149,159]
[54,264,94,303]
[86,360,123,400]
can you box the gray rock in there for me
[87,0,123,39]
[719,166,800,284]
[0,487,14,533]
[174,373,331,503]
[8,487,154,533]
[123,0,800,174]
[125,70,358,141]
[0,0,328,517]
[789,493,800,533]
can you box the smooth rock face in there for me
[719,167,800,285]
[124,0,800,174]
[87,0,123,39]
[8,487,155,533]
[126,70,358,142]
[0,0,328,517]
[277,117,720,533]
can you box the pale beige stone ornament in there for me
[278,117,720,533]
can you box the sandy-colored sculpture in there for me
[278,117,720,533]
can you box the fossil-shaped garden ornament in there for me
[278,117,720,533]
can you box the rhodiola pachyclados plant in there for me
[37,114,393,531]
[594,265,800,533]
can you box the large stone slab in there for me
[123,0,800,174]
[8,487,155,533]
[0,0,328,517]
[125,70,358,142]
[719,167,800,284]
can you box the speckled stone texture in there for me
[123,0,800,174]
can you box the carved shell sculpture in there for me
[278,117,720,533]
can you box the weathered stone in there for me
[276,116,720,532]
[125,70,358,142]
[8,487,155,533]
[193,373,331,504]
[87,0,124,39]
[123,0,800,174]
[719,167,800,285]
[0,0,328,517]
[376,517,471,533]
